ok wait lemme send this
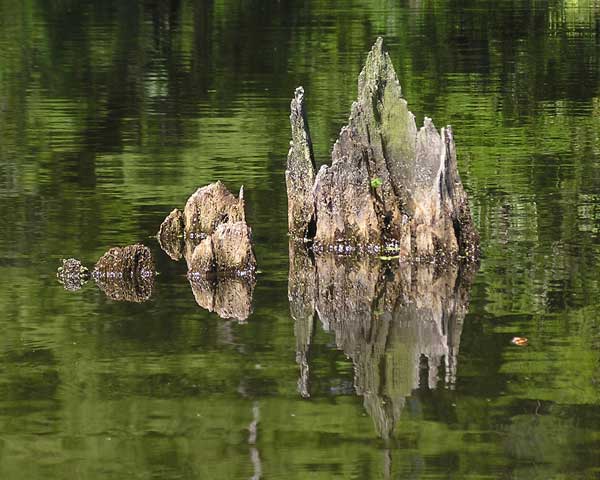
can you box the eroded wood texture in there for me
[286,37,479,261]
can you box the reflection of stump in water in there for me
[94,274,154,303]
[189,275,255,322]
[183,236,255,322]
[289,245,316,398]
[157,182,257,320]
[289,243,475,438]
[92,244,155,303]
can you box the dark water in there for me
[1,0,599,478]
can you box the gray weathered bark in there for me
[212,222,256,274]
[188,236,215,273]
[312,127,385,249]
[286,37,479,261]
[285,87,317,239]
[187,221,256,277]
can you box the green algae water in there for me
[1,0,599,478]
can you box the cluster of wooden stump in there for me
[58,38,479,327]
[57,181,257,320]
[56,39,481,433]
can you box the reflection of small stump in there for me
[189,276,255,322]
[92,244,155,303]
[94,275,154,303]
[57,258,90,291]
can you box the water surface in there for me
[0,0,599,478]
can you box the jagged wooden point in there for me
[286,37,479,262]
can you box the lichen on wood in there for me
[286,37,479,262]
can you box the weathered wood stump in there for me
[157,182,256,276]
[212,222,256,274]
[286,37,479,262]
[92,244,155,302]
[286,86,316,237]
[157,208,185,260]
[183,181,246,239]
[288,243,475,437]
[56,258,90,291]
[186,223,257,276]
[157,182,257,318]
[93,244,154,278]
[188,237,215,273]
